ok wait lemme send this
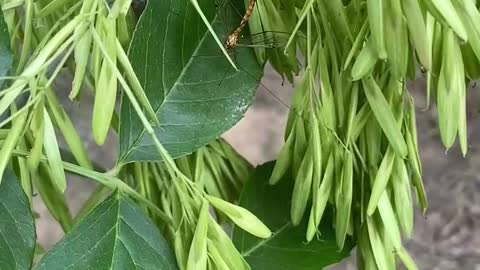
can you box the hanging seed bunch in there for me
[0,0,162,229]
[254,0,480,269]
[123,139,253,221]
[122,140,268,270]
[175,138,253,204]
[69,0,158,145]
[1,0,157,146]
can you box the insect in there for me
[211,0,303,101]
[215,0,294,52]
[189,0,309,154]
[224,0,257,49]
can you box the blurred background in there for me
[35,66,480,269]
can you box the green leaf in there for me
[36,191,178,270]
[0,167,36,270]
[233,162,353,270]
[120,0,263,163]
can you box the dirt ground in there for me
[35,68,480,269]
